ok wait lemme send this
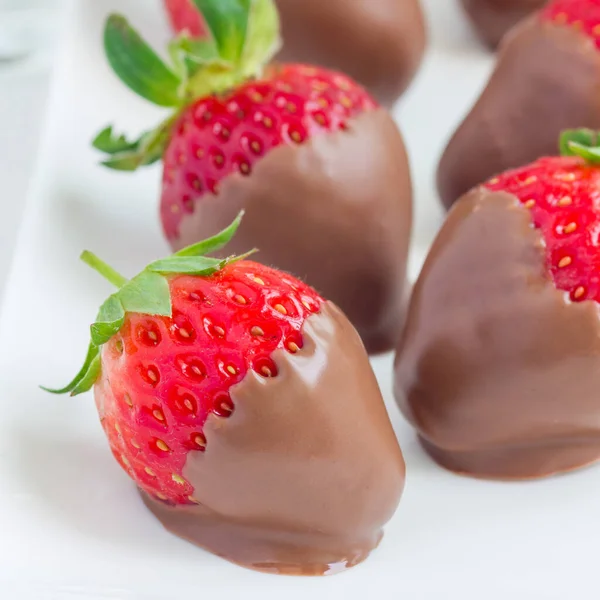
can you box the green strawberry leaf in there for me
[97,116,176,172]
[41,342,100,395]
[174,0,279,99]
[169,35,221,74]
[70,353,103,397]
[93,126,141,155]
[104,14,182,107]
[169,34,235,86]
[150,250,256,277]
[148,256,224,275]
[91,295,126,346]
[565,142,600,164]
[178,37,221,63]
[570,142,600,162]
[101,152,150,172]
[241,0,281,78]
[118,271,172,316]
[174,210,244,257]
[191,0,251,62]
[559,129,600,160]
[44,212,247,396]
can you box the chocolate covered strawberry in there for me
[460,0,547,49]
[95,0,412,354]
[396,129,600,480]
[438,0,600,210]
[163,0,426,107]
[46,214,405,575]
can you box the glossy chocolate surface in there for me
[275,0,426,107]
[461,0,547,48]
[395,189,600,480]
[438,18,600,209]
[175,109,413,355]
[145,302,406,574]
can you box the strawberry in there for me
[44,213,406,574]
[161,0,426,108]
[163,0,206,38]
[94,0,413,355]
[396,129,600,480]
[98,261,324,506]
[485,132,600,303]
[45,214,323,505]
[158,65,374,240]
[438,0,600,210]
[96,9,375,240]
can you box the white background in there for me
[0,0,64,295]
[2,1,596,599]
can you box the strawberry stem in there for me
[81,251,128,288]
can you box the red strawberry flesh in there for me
[485,156,600,303]
[95,260,323,505]
[164,0,206,37]
[541,0,600,48]
[161,64,377,240]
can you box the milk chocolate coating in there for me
[460,0,547,49]
[175,110,413,355]
[394,189,600,480]
[145,302,406,575]
[437,18,600,209]
[275,0,427,107]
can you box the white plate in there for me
[2,1,598,598]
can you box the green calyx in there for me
[560,128,600,163]
[42,212,250,397]
[94,1,281,171]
